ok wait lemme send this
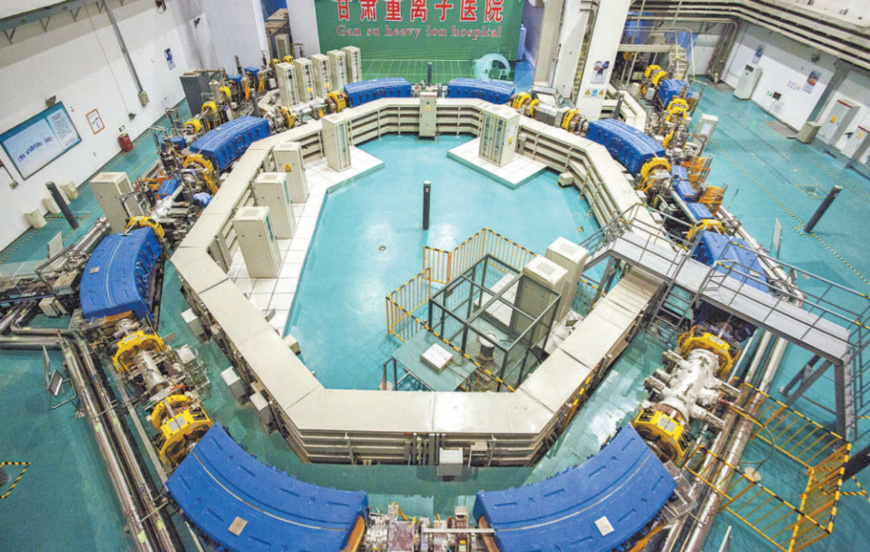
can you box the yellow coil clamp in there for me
[637,157,671,192]
[113,331,165,373]
[561,109,578,130]
[219,86,232,101]
[125,216,165,241]
[686,219,725,242]
[150,394,193,430]
[151,394,213,467]
[651,70,668,87]
[184,118,202,134]
[665,104,688,125]
[511,92,531,110]
[282,55,294,64]
[632,407,690,462]
[279,106,295,129]
[183,154,218,194]
[643,64,663,79]
[201,101,217,114]
[326,91,347,113]
[663,130,675,149]
[677,327,739,378]
[528,98,539,118]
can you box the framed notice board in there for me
[0,102,82,179]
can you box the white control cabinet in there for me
[733,64,762,100]
[327,50,348,91]
[342,45,362,83]
[419,92,437,138]
[321,113,352,172]
[232,206,282,278]
[90,172,144,232]
[292,58,315,103]
[253,172,297,239]
[276,62,300,108]
[273,141,309,203]
[479,105,520,167]
[310,53,331,97]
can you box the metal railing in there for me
[385,268,431,343]
[684,382,849,552]
[423,228,537,285]
[571,276,604,316]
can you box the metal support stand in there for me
[46,181,78,229]
[804,185,842,234]
[422,180,431,230]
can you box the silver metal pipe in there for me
[681,337,787,552]
[0,335,61,349]
[74,336,178,551]
[60,337,154,552]
[104,3,144,95]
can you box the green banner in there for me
[315,0,524,61]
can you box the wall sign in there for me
[86,109,104,135]
[0,102,81,179]
[315,0,524,61]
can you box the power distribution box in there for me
[292,58,315,103]
[419,92,437,138]
[327,50,348,91]
[342,45,362,83]
[310,53,331,98]
[479,105,520,167]
[321,113,352,172]
[273,141,309,203]
[232,206,282,278]
[253,172,297,239]
[276,62,300,108]
[90,172,144,232]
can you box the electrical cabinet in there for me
[272,141,309,203]
[342,45,362,83]
[274,34,291,60]
[232,206,282,278]
[310,53,331,97]
[90,172,144,232]
[479,105,520,167]
[253,172,297,239]
[292,58,315,103]
[545,238,588,321]
[327,50,348,92]
[511,257,567,344]
[321,113,352,172]
[419,92,437,138]
[733,64,761,100]
[275,62,300,108]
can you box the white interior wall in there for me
[817,71,870,163]
[0,0,202,250]
[722,23,836,130]
[287,0,321,57]
[688,23,725,76]
[522,1,545,66]
[201,0,268,72]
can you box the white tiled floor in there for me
[228,147,384,334]
[448,138,547,188]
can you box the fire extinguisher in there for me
[118,132,133,152]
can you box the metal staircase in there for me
[581,205,870,441]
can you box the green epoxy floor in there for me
[2,86,870,552]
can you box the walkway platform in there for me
[473,425,675,551]
[166,425,367,551]
[596,232,852,363]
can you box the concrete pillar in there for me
[533,0,566,87]
[202,0,269,72]
[552,0,593,100]
[545,237,588,321]
[573,0,631,120]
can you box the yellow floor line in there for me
[789,143,870,205]
[710,141,870,289]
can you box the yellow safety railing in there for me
[423,228,537,285]
[571,276,603,316]
[682,156,712,187]
[385,268,431,343]
[683,382,849,552]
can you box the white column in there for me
[574,0,631,120]
[551,0,592,100]
[202,0,269,72]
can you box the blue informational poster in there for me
[0,102,82,179]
